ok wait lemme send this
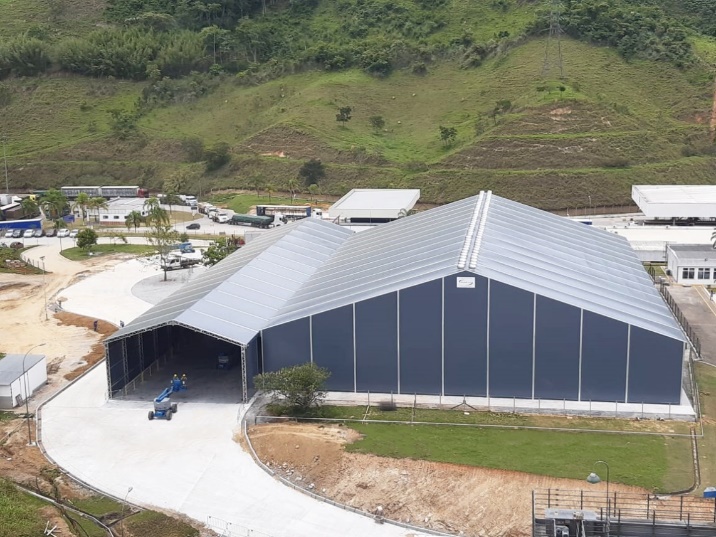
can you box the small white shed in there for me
[0,354,47,409]
[666,244,716,285]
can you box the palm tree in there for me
[162,193,183,224]
[266,183,274,203]
[40,189,68,221]
[86,197,108,224]
[125,210,144,232]
[308,183,319,202]
[72,192,90,223]
[143,197,169,226]
[286,178,299,204]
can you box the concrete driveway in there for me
[38,257,413,537]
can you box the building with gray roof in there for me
[106,192,685,405]
[667,244,716,285]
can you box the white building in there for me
[632,185,716,222]
[667,244,716,285]
[0,354,47,409]
[329,189,420,224]
[95,198,148,225]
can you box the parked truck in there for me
[161,255,201,271]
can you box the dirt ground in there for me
[249,423,644,537]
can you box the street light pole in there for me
[22,342,45,446]
[40,255,48,321]
[587,460,610,536]
[121,486,133,537]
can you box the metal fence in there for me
[206,516,273,537]
[533,488,716,537]
[657,281,702,360]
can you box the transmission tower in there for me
[542,0,565,78]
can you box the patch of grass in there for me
[307,405,692,434]
[345,422,691,492]
[0,478,47,537]
[209,193,304,214]
[0,411,16,421]
[123,510,199,537]
[72,496,122,518]
[696,364,716,490]
[0,247,43,274]
[61,244,156,261]
[65,511,107,537]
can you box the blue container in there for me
[703,487,716,498]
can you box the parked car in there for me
[186,223,201,230]
[45,228,56,237]
[69,229,79,238]
[12,229,22,238]
[57,229,70,238]
[23,229,35,239]
[10,242,23,249]
[4,229,13,238]
[33,229,45,238]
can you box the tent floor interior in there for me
[114,352,247,405]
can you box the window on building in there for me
[682,268,695,280]
[102,215,108,219]
[114,216,120,219]
[698,268,711,280]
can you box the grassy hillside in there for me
[1,0,715,210]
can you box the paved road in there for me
[666,285,716,366]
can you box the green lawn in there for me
[309,405,692,434]
[61,244,156,261]
[696,364,716,490]
[72,496,122,518]
[0,479,47,537]
[346,422,691,492]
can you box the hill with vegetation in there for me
[1,0,715,210]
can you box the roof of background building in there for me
[106,198,148,209]
[633,185,716,205]
[107,193,684,346]
[0,354,45,385]
[667,244,716,264]
[329,189,420,219]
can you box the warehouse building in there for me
[105,192,685,406]
[329,188,420,224]
[0,354,47,409]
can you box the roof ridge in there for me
[469,190,491,270]
[457,190,492,270]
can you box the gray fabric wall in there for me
[257,276,683,404]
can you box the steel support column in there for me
[121,339,129,396]
[240,345,248,403]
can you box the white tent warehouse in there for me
[105,192,686,406]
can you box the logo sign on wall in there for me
[456,277,475,288]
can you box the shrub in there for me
[204,142,231,171]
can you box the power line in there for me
[542,0,565,79]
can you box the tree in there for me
[308,183,319,202]
[204,142,231,171]
[336,106,352,126]
[254,363,331,413]
[285,177,299,203]
[266,183,275,202]
[162,193,183,218]
[76,228,98,253]
[125,210,144,232]
[145,222,180,281]
[72,192,90,223]
[439,125,457,147]
[20,197,39,218]
[202,237,237,266]
[144,197,170,226]
[40,189,68,221]
[369,115,385,131]
[298,158,325,187]
[249,176,264,197]
[86,197,108,224]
